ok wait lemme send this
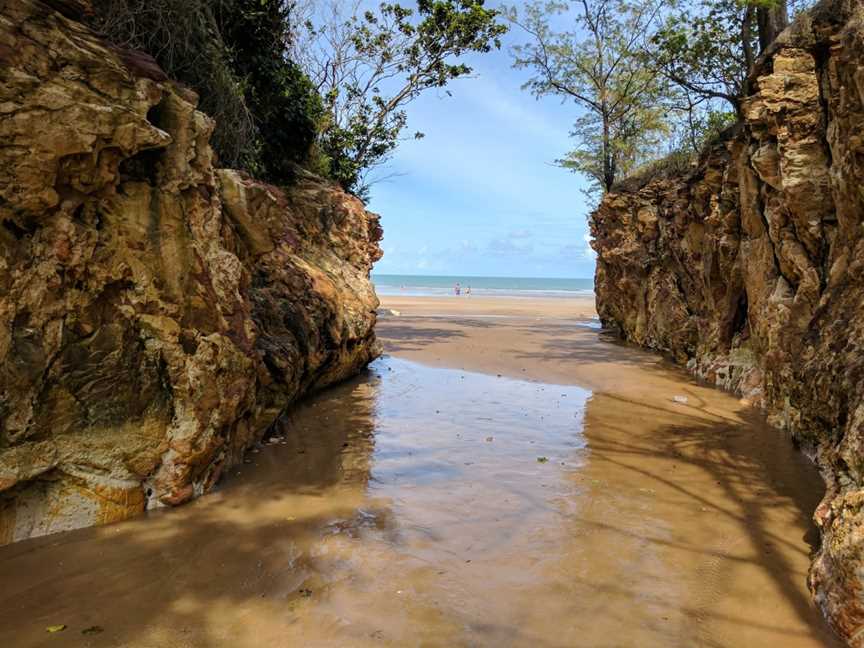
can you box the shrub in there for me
[89,0,321,184]
[217,0,322,182]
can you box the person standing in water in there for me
[454,282,461,296]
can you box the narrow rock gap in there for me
[812,41,838,295]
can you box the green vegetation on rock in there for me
[90,0,506,199]
[509,0,816,196]
[90,0,321,184]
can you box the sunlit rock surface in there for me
[0,0,382,542]
[591,1,864,642]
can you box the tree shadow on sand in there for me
[509,322,691,377]
[571,389,841,647]
[377,317,497,354]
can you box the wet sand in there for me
[0,294,840,647]
[377,294,840,646]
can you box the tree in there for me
[216,0,323,182]
[510,0,669,194]
[292,0,507,199]
[649,0,794,117]
[650,0,759,116]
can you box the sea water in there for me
[373,274,594,298]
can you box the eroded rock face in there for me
[0,0,382,541]
[591,1,864,642]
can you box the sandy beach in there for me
[378,294,697,393]
[0,293,840,647]
[378,295,601,386]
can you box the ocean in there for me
[372,274,595,298]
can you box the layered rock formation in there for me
[591,0,864,642]
[0,0,382,542]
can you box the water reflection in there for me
[0,357,840,647]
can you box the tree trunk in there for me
[757,2,788,53]
[602,112,614,192]
[742,6,755,75]
[736,4,756,111]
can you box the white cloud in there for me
[457,240,479,254]
[488,238,533,256]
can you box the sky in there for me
[365,8,597,279]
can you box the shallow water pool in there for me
[0,357,840,647]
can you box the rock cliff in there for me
[0,0,382,542]
[591,0,864,642]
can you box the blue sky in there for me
[365,12,597,279]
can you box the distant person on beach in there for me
[466,286,471,296]
[455,282,461,296]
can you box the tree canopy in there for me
[511,0,817,196]
[293,0,507,199]
[92,0,817,200]
[92,0,506,199]
[510,0,670,194]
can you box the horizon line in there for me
[372,272,594,280]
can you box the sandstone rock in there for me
[0,0,382,542]
[591,1,864,643]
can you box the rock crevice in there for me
[0,0,382,542]
[591,1,864,642]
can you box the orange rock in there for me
[0,1,381,544]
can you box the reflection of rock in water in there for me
[264,372,379,492]
[0,369,391,648]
